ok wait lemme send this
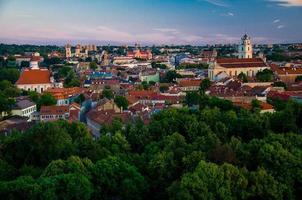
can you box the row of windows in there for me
[22,107,36,115]
[41,115,64,119]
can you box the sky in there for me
[0,0,302,45]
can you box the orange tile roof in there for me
[16,69,51,85]
[233,101,273,110]
[40,105,69,115]
[270,63,302,75]
[44,87,82,100]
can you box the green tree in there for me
[102,89,113,99]
[0,68,20,83]
[114,96,129,110]
[295,75,302,82]
[89,61,98,71]
[273,81,287,89]
[38,93,56,110]
[92,156,146,200]
[256,69,274,82]
[199,78,211,94]
[163,70,182,83]
[238,72,248,83]
[251,99,261,113]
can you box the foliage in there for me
[177,63,209,69]
[162,70,182,83]
[0,96,302,199]
[238,72,248,83]
[102,89,114,99]
[0,68,20,84]
[295,75,302,82]
[199,78,211,94]
[89,61,98,71]
[273,81,287,89]
[256,69,274,82]
[114,96,129,110]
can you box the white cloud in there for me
[220,12,235,17]
[152,28,180,34]
[277,25,285,29]
[273,19,280,23]
[203,0,229,7]
[270,0,302,7]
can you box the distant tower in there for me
[75,44,81,57]
[65,44,72,59]
[101,51,109,66]
[30,60,39,69]
[238,34,253,59]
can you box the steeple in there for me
[238,33,253,59]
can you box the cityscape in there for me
[0,0,302,199]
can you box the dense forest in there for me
[0,95,302,200]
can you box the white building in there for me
[238,34,253,59]
[16,60,53,93]
[11,99,36,121]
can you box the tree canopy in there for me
[0,95,302,199]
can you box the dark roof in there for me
[13,99,36,110]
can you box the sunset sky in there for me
[0,0,302,45]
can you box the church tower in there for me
[238,34,253,59]
[65,44,72,59]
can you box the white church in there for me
[208,34,269,81]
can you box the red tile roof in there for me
[87,110,131,125]
[40,105,69,115]
[179,79,202,87]
[270,63,302,75]
[217,58,267,68]
[16,69,51,85]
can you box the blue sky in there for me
[0,0,302,45]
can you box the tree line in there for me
[0,94,301,199]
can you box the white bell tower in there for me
[238,34,253,59]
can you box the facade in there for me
[16,61,53,93]
[238,34,253,59]
[127,45,152,60]
[40,105,69,122]
[270,64,302,83]
[208,58,269,81]
[11,98,36,120]
[178,79,202,92]
[96,98,120,113]
[139,71,160,83]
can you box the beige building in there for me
[208,58,269,81]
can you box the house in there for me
[40,105,69,122]
[0,116,35,136]
[139,70,160,83]
[11,98,36,120]
[44,87,82,105]
[270,64,302,83]
[86,109,131,138]
[16,60,53,93]
[178,79,202,92]
[69,102,81,122]
[96,98,121,113]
